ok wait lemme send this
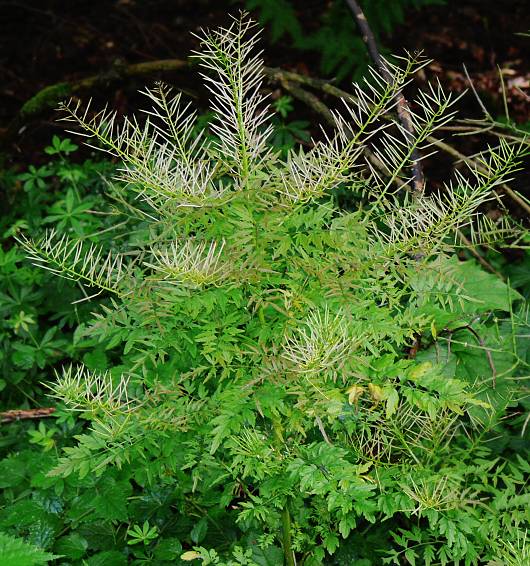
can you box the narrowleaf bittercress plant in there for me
[16,14,529,565]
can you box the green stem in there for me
[271,417,296,566]
[282,505,295,566]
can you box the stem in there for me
[271,417,296,566]
[282,505,296,566]
[1,407,56,423]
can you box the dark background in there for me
[1,0,528,154]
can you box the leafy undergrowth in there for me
[1,14,529,566]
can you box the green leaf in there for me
[452,258,521,313]
[0,501,48,529]
[324,533,339,553]
[83,348,108,371]
[0,532,58,566]
[404,548,417,565]
[54,534,88,560]
[154,537,183,560]
[86,550,127,566]
[11,343,36,369]
[92,478,132,521]
[423,544,435,566]
[251,544,284,566]
[190,518,208,544]
[384,387,399,418]
[0,456,26,488]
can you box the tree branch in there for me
[1,407,56,424]
[265,66,526,218]
[1,58,187,147]
[275,79,502,277]
[344,0,425,195]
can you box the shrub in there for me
[14,14,529,565]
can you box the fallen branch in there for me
[1,58,188,146]
[1,407,56,424]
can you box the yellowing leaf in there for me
[346,385,364,405]
[181,550,202,561]
[368,383,383,403]
[466,398,492,409]
[409,362,432,381]
[430,319,437,340]
[356,461,372,474]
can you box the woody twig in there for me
[1,407,56,424]
[345,0,425,196]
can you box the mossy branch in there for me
[0,407,56,423]
[1,58,187,146]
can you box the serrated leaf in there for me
[0,501,49,529]
[54,533,88,560]
[404,548,417,565]
[0,532,58,566]
[0,456,26,488]
[423,544,435,566]
[324,533,339,553]
[93,478,132,521]
[251,544,284,566]
[83,348,108,371]
[86,550,127,566]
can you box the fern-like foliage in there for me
[193,14,273,182]
[17,230,127,299]
[48,364,132,415]
[282,307,353,377]
[145,238,228,287]
[18,13,529,566]
[371,138,521,257]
